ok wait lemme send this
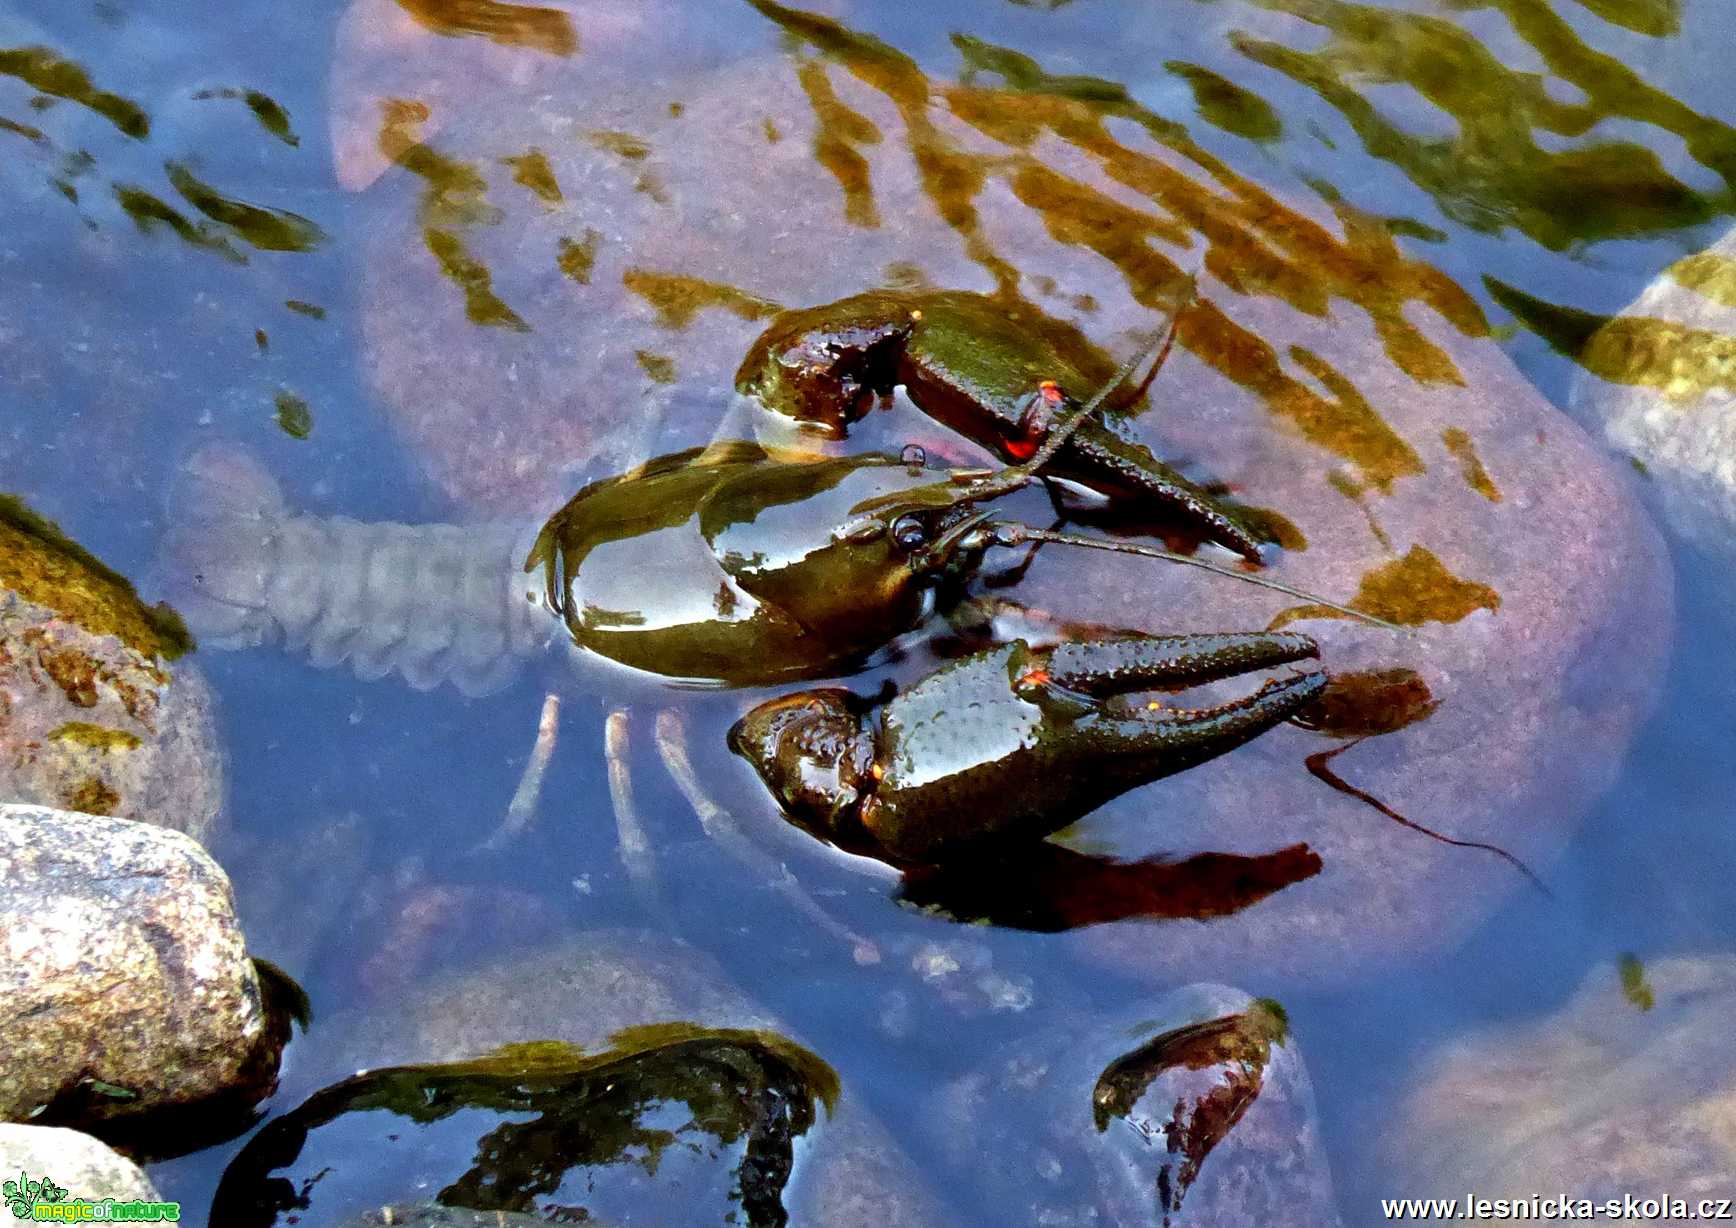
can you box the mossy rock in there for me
[0,496,220,841]
[0,495,192,662]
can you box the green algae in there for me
[1165,60,1282,142]
[1271,545,1500,629]
[285,299,326,318]
[376,99,536,330]
[0,114,45,142]
[1618,953,1656,1011]
[192,87,300,146]
[1668,252,1736,309]
[165,162,325,252]
[211,1026,841,1224]
[1093,1002,1289,1133]
[426,228,529,331]
[1382,216,1450,243]
[393,0,577,56]
[1292,667,1440,737]
[501,148,562,204]
[274,390,313,439]
[635,350,676,383]
[0,47,148,139]
[796,59,882,227]
[61,776,121,816]
[1442,427,1501,501]
[381,100,500,228]
[587,129,651,161]
[113,184,247,263]
[557,229,600,284]
[1488,276,1736,398]
[1570,0,1679,37]
[48,722,142,752]
[622,269,782,329]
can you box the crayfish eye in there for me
[891,514,929,550]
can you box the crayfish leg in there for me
[606,709,663,909]
[653,709,880,966]
[476,692,562,851]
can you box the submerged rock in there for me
[247,932,949,1228]
[1570,224,1736,556]
[931,984,1342,1226]
[1381,955,1736,1216]
[1047,274,1670,987]
[0,804,283,1132]
[0,1123,162,1203]
[223,816,567,1007]
[0,496,220,842]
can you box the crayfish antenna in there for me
[1111,273,1196,413]
[994,524,1410,634]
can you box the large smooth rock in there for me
[1044,269,1670,987]
[1381,956,1736,1218]
[1570,224,1736,555]
[931,984,1343,1226]
[221,816,567,1007]
[0,497,221,842]
[0,1123,162,1203]
[259,931,950,1228]
[0,804,282,1129]
[320,2,1670,987]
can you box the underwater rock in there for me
[0,496,221,842]
[253,931,950,1228]
[0,804,282,1131]
[1028,282,1669,988]
[329,0,999,515]
[0,1123,163,1204]
[1570,223,1736,556]
[222,815,567,1006]
[1380,956,1736,1216]
[930,984,1342,1226]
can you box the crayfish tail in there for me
[160,445,549,695]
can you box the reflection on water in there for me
[211,1028,838,1226]
[4,0,1735,1224]
[1232,0,1736,248]
[1091,999,1290,1220]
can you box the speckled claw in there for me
[731,631,1324,866]
[736,290,1272,564]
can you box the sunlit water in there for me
[4,0,1734,1223]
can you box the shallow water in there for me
[4,0,1735,1223]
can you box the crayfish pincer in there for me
[730,632,1325,865]
[736,289,1269,563]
